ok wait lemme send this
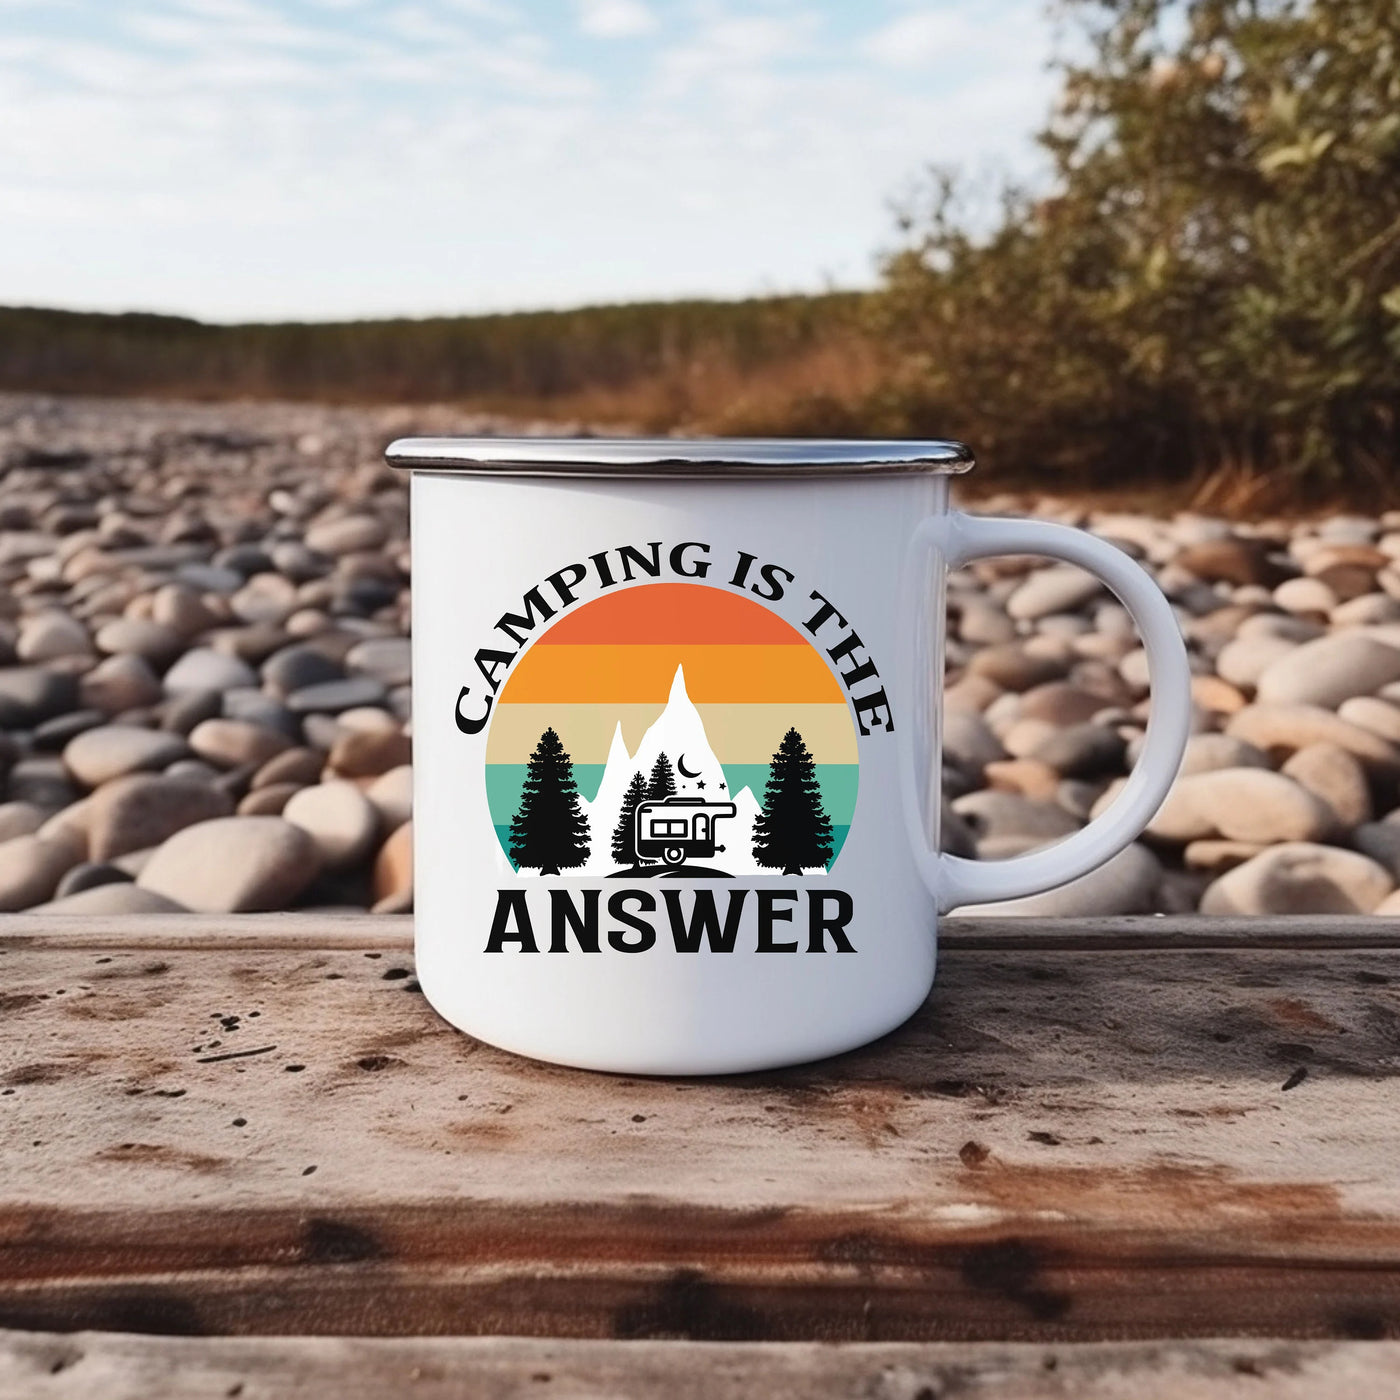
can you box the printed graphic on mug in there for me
[483,582,859,878]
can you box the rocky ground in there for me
[0,393,525,916]
[945,508,1400,916]
[4,393,1400,917]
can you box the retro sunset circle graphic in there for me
[484,582,860,877]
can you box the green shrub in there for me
[878,0,1400,500]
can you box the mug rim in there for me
[384,436,975,479]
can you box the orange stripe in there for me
[536,583,807,645]
[499,644,846,704]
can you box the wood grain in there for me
[4,911,1400,951]
[1,916,1398,1341]
[3,1331,1399,1399]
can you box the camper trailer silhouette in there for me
[635,795,738,868]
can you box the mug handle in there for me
[903,510,1193,913]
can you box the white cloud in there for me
[861,8,977,68]
[575,0,656,38]
[652,13,816,99]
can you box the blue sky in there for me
[0,0,1056,321]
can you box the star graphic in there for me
[718,781,726,790]
[696,779,706,789]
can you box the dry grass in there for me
[457,336,885,436]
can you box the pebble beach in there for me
[4,393,1400,918]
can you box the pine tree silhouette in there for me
[753,728,833,876]
[647,752,677,801]
[611,770,649,870]
[509,727,590,875]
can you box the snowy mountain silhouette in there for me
[579,664,761,875]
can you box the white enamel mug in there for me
[388,438,1191,1075]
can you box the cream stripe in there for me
[486,702,859,766]
[696,703,860,765]
[487,704,664,764]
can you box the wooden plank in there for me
[0,912,415,952]
[1,927,1399,1341]
[4,912,1400,953]
[3,1331,1399,1400]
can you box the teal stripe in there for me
[829,824,850,864]
[722,764,859,824]
[488,763,857,872]
[486,763,607,824]
[495,824,519,872]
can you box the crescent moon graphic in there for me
[676,754,700,779]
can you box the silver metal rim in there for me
[384,436,975,478]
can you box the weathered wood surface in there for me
[1,915,1399,1342]
[3,1332,1399,1400]
[7,911,1400,950]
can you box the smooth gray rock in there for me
[86,773,234,863]
[176,562,243,594]
[0,667,79,727]
[1018,682,1113,726]
[162,647,258,693]
[306,514,387,555]
[188,718,293,769]
[345,636,412,686]
[1281,743,1373,828]
[17,611,91,661]
[32,708,107,751]
[137,816,322,912]
[1336,695,1400,744]
[965,644,1069,692]
[282,779,379,870]
[63,726,190,788]
[1006,564,1103,621]
[326,726,411,778]
[0,831,83,911]
[252,746,326,789]
[1216,633,1297,689]
[6,757,79,810]
[261,643,345,698]
[1200,842,1393,915]
[285,676,388,714]
[1147,768,1335,845]
[151,582,219,637]
[80,652,164,713]
[956,598,1016,646]
[0,802,47,844]
[94,617,183,663]
[1226,703,1400,774]
[161,688,224,735]
[1178,732,1271,776]
[221,688,299,737]
[53,861,132,898]
[366,765,412,833]
[33,883,189,915]
[1273,576,1337,615]
[1031,722,1126,778]
[942,711,1007,778]
[958,843,1161,917]
[230,574,298,625]
[1353,822,1400,880]
[1256,633,1400,708]
[951,789,1082,842]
